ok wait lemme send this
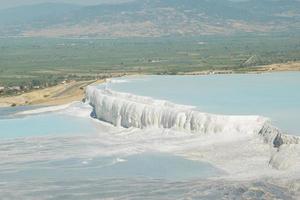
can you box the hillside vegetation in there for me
[0,34,299,89]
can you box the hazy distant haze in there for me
[0,0,133,9]
[0,0,249,9]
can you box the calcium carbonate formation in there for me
[87,86,265,134]
[86,86,300,169]
[86,86,299,145]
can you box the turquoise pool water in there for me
[0,105,41,119]
[0,103,222,186]
[0,112,98,139]
[0,72,299,199]
[107,72,300,135]
[0,152,222,181]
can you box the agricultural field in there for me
[0,33,300,92]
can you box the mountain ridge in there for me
[0,0,299,37]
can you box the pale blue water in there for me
[0,72,299,199]
[0,105,41,119]
[0,102,222,199]
[107,72,300,135]
[0,113,98,139]
[0,153,221,181]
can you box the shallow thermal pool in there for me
[0,102,224,199]
[0,73,299,199]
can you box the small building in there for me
[0,86,4,91]
[9,86,21,91]
[33,86,40,89]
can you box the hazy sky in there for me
[0,0,250,9]
[0,0,133,9]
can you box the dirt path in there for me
[0,79,105,107]
[255,62,300,72]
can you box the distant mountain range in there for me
[0,0,299,37]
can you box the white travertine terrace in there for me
[86,86,300,170]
